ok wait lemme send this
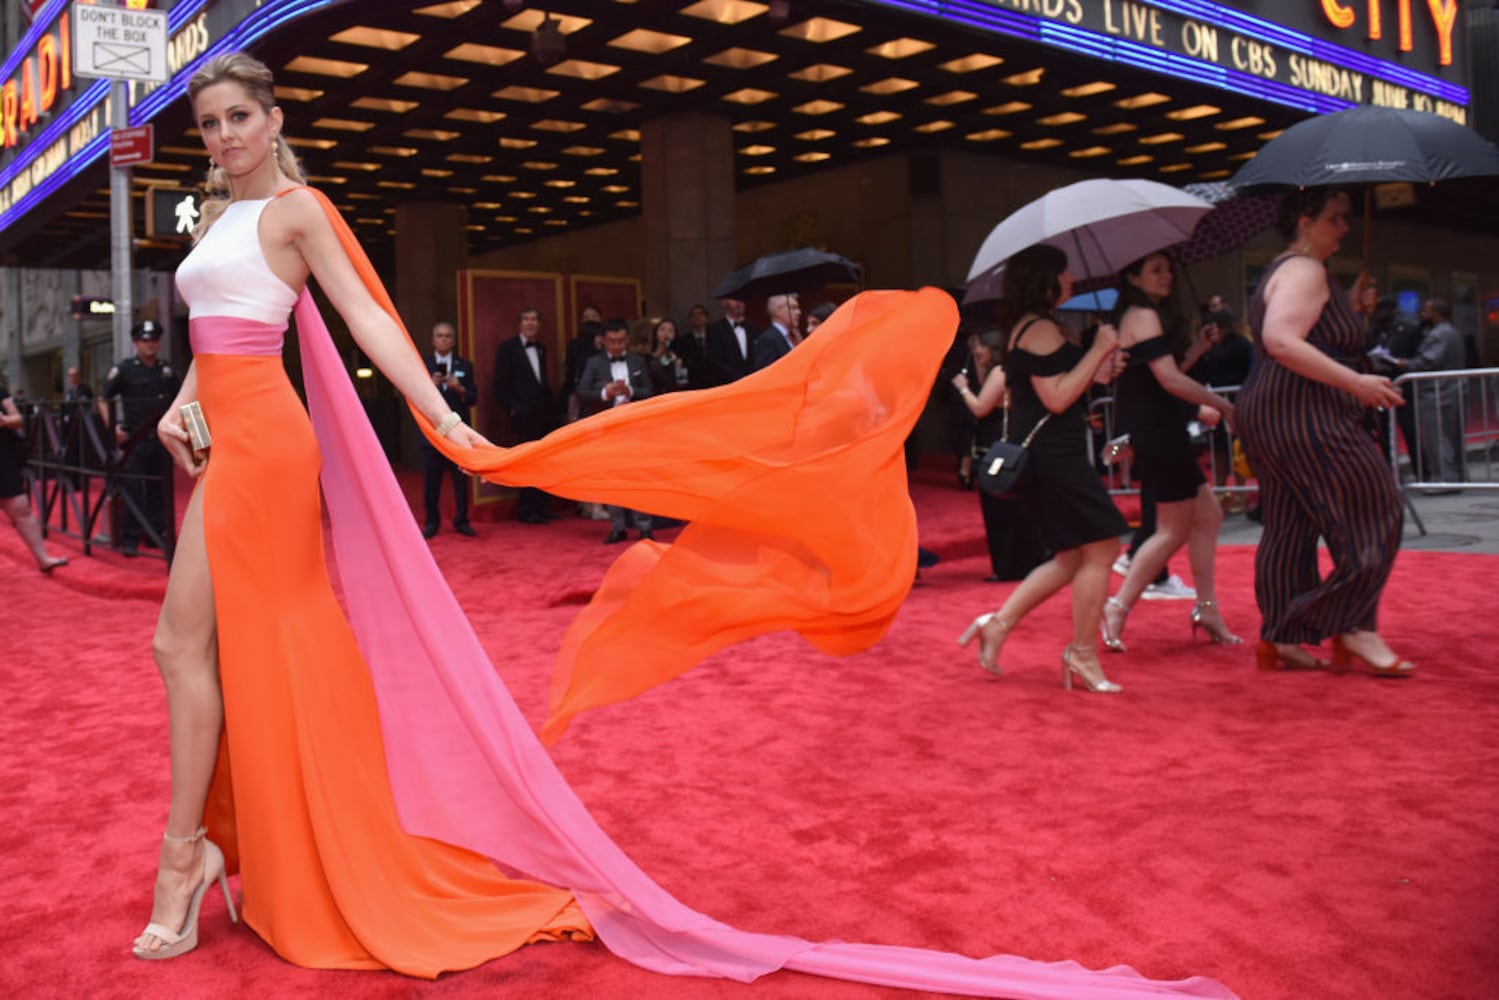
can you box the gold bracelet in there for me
[435,411,462,437]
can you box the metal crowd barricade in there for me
[1389,367,1499,535]
[1087,384,1254,504]
[22,399,177,561]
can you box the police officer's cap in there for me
[131,321,163,341]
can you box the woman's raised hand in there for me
[157,409,207,477]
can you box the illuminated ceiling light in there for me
[788,63,854,84]
[473,202,502,210]
[681,1,770,26]
[722,87,778,104]
[1115,92,1171,109]
[562,145,605,156]
[499,137,538,149]
[531,119,586,132]
[857,110,901,125]
[274,86,323,102]
[1037,111,1086,126]
[1002,68,1045,86]
[859,77,918,95]
[1185,141,1227,154]
[528,205,553,213]
[615,200,640,208]
[1061,81,1117,98]
[585,166,620,176]
[446,153,494,164]
[779,17,860,42]
[610,129,642,142]
[545,179,577,188]
[1092,122,1136,135]
[704,47,778,69]
[914,120,954,133]
[1216,116,1267,131]
[510,191,537,199]
[1138,132,1185,145]
[370,145,419,157]
[795,129,835,141]
[313,118,376,132]
[744,165,776,175]
[609,28,692,53]
[984,101,1031,116]
[348,192,381,200]
[868,38,935,59]
[403,128,460,141]
[794,151,831,162]
[1020,137,1063,150]
[333,161,382,171]
[1159,163,1193,173]
[377,180,417,190]
[853,136,890,148]
[500,10,591,33]
[1167,104,1221,121]
[547,59,621,80]
[601,184,629,193]
[514,227,534,234]
[284,56,368,78]
[133,162,191,172]
[1257,129,1285,140]
[351,97,419,113]
[581,97,640,113]
[521,160,559,170]
[421,168,455,178]
[628,153,643,162]
[482,173,517,182]
[1069,146,1112,158]
[733,120,776,132]
[452,187,477,195]
[495,215,518,222]
[966,129,1012,142]
[305,175,347,185]
[330,26,419,50]
[792,99,844,115]
[1227,151,1257,161]
[444,43,525,66]
[493,85,560,103]
[640,75,706,93]
[940,53,1002,73]
[544,219,569,227]
[1116,154,1154,166]
[285,136,338,150]
[395,71,468,90]
[444,108,506,123]
[927,90,978,106]
[739,144,776,156]
[563,195,590,203]
[1197,169,1232,179]
[467,225,486,232]
[415,1,481,18]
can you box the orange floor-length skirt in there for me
[193,349,591,976]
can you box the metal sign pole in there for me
[110,78,133,358]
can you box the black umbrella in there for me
[1173,182,1280,265]
[1230,106,1499,189]
[712,247,861,300]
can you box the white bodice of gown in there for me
[176,198,300,324]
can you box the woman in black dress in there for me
[645,317,687,395]
[950,327,1047,581]
[0,388,68,572]
[1237,189,1411,674]
[957,244,1127,692]
[1100,253,1240,651]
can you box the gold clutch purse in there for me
[180,401,211,462]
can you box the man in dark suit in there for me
[492,305,559,524]
[701,297,752,386]
[674,304,714,390]
[577,320,655,543]
[752,293,802,371]
[422,320,479,538]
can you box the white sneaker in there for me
[1111,553,1131,577]
[1141,574,1197,601]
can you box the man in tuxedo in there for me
[701,297,752,386]
[422,321,478,538]
[674,304,714,390]
[752,293,802,371]
[577,320,656,543]
[492,305,559,524]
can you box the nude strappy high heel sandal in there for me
[133,827,239,961]
[1190,599,1242,645]
[1062,644,1122,693]
[958,612,1012,677]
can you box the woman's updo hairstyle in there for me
[187,52,305,240]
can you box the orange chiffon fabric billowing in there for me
[318,196,957,742]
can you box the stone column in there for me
[640,114,737,320]
[394,201,469,467]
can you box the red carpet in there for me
[2,470,1496,1000]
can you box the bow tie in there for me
[522,339,539,349]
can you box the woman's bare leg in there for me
[1072,538,1121,648]
[995,548,1083,627]
[1185,484,1225,605]
[3,494,64,568]
[135,482,222,953]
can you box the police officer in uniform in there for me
[100,321,179,556]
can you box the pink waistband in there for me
[190,316,286,357]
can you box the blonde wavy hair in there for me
[187,53,305,241]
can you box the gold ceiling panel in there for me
[334,161,382,171]
[370,145,418,157]
[1002,68,1046,86]
[1069,146,1112,158]
[347,192,381,200]
[639,75,706,93]
[610,129,642,142]
[1167,104,1221,121]
[792,99,844,115]
[414,1,481,19]
[377,180,417,190]
[274,86,324,102]
[867,38,935,59]
[926,90,977,106]
[444,108,506,123]
[548,60,622,80]
[1117,154,1154,166]
[1197,168,1232,179]
[352,97,419,113]
[795,129,835,141]
[581,98,640,113]
[984,101,1031,115]
[286,137,337,151]
[788,63,853,82]
[1185,141,1227,153]
[940,53,1002,73]
[1061,81,1117,98]
[1020,138,1063,150]
[1115,92,1171,109]
[1159,163,1193,173]
[444,43,526,67]
[499,137,538,149]
[739,144,776,156]
[853,136,890,148]
[601,184,630,193]
[965,129,1012,142]
[609,29,692,53]
[1216,116,1266,131]
[563,195,590,204]
[394,71,468,90]
[403,128,460,141]
[722,88,778,104]
[1138,132,1185,145]
[545,179,577,188]
[284,56,368,78]
[531,119,588,132]
[704,47,778,69]
[510,190,537,198]
[330,26,419,50]
[794,151,831,162]
[562,145,606,156]
[493,86,560,103]
[779,17,860,42]
[1037,111,1086,126]
[732,120,776,132]
[446,153,494,164]
[1227,151,1257,161]
[1258,129,1285,140]
[744,165,775,175]
[500,11,591,33]
[421,168,454,178]
[305,175,347,185]
[313,117,376,132]
[857,110,901,125]
[859,77,917,95]
[913,120,954,133]
[482,174,517,183]
[1092,122,1137,135]
[585,167,620,176]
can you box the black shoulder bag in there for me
[976,401,1051,498]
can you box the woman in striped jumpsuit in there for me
[1237,189,1413,675]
